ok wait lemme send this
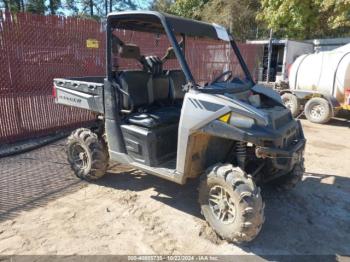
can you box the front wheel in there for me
[198,164,265,243]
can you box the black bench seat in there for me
[127,106,181,128]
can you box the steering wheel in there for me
[211,70,233,84]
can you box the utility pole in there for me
[266,29,273,83]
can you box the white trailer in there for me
[280,43,350,124]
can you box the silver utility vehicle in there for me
[53,11,306,243]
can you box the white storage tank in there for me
[289,43,350,102]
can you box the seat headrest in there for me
[119,44,141,59]
[144,56,163,76]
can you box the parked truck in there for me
[53,11,306,243]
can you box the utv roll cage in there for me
[106,11,254,87]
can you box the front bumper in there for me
[255,138,306,171]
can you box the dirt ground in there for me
[0,117,350,257]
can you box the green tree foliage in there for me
[65,0,79,14]
[258,0,350,39]
[48,0,61,14]
[76,0,148,18]
[318,0,350,36]
[0,0,60,14]
[26,0,46,14]
[1,0,150,17]
[1,0,25,12]
[201,0,260,40]
[152,0,260,40]
[169,0,208,19]
[151,0,173,12]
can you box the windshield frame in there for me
[107,11,254,89]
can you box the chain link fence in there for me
[0,11,105,143]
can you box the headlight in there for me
[218,112,255,128]
[229,113,255,128]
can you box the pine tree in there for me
[48,0,61,15]
[2,0,25,12]
[27,0,46,14]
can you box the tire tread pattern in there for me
[199,163,265,243]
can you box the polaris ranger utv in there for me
[53,11,306,243]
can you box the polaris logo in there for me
[59,95,82,104]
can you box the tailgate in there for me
[53,77,104,113]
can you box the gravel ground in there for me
[0,118,349,257]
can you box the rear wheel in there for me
[67,128,108,180]
[304,97,332,124]
[281,93,300,117]
[198,164,265,243]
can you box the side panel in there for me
[176,91,231,174]
[121,123,178,166]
